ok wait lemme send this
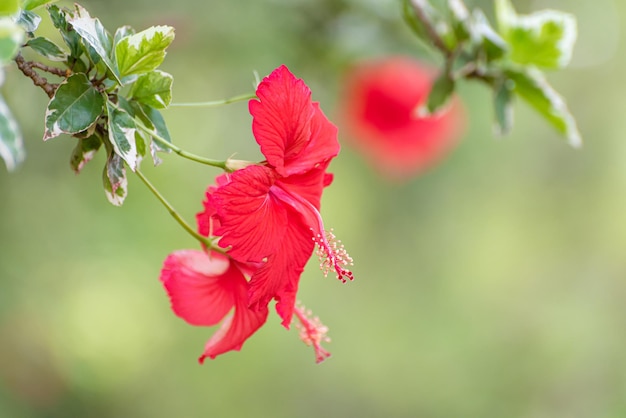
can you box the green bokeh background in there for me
[2,0,626,416]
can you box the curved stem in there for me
[135,169,224,253]
[118,105,228,169]
[141,123,227,169]
[170,92,257,107]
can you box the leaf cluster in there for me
[1,1,175,205]
[403,0,580,146]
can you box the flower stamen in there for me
[272,184,354,283]
[293,303,331,363]
[312,228,354,283]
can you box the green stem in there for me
[106,100,228,169]
[135,169,222,252]
[169,92,257,107]
[127,109,229,169]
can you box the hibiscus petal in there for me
[247,211,314,327]
[276,164,329,210]
[250,65,314,177]
[160,250,236,326]
[196,174,230,238]
[199,272,269,363]
[282,103,340,176]
[210,165,288,263]
[272,185,354,284]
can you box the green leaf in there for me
[102,151,127,206]
[47,5,76,57]
[135,129,146,158]
[115,25,174,77]
[106,101,140,171]
[43,73,105,141]
[116,95,136,117]
[23,0,57,11]
[0,0,19,16]
[422,71,455,115]
[141,105,171,145]
[134,103,171,166]
[16,9,40,32]
[448,0,471,43]
[25,36,67,61]
[0,18,24,64]
[114,96,147,161]
[505,67,581,147]
[48,5,81,58]
[70,134,101,173]
[129,70,173,108]
[67,4,120,83]
[402,0,455,50]
[470,10,507,62]
[493,78,514,136]
[0,93,25,171]
[84,42,101,65]
[495,0,577,69]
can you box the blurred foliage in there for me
[2,0,626,417]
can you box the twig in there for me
[409,0,452,55]
[29,61,69,78]
[14,53,58,98]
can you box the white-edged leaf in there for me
[106,101,140,171]
[129,70,173,108]
[47,5,81,57]
[403,0,456,50]
[448,0,471,42]
[0,93,25,171]
[113,25,135,45]
[43,73,105,141]
[102,151,127,206]
[496,0,577,69]
[67,4,120,82]
[26,36,67,61]
[505,67,581,147]
[470,9,507,61]
[0,18,25,64]
[16,9,41,32]
[70,134,101,174]
[115,25,174,77]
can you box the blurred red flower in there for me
[339,56,466,180]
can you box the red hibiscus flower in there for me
[206,65,353,327]
[160,65,352,363]
[160,250,268,363]
[339,56,466,180]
